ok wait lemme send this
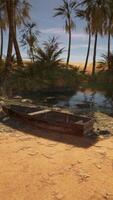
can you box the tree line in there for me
[0,0,113,78]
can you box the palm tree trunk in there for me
[13,30,23,65]
[108,19,111,70]
[29,28,34,62]
[83,28,91,73]
[2,0,13,97]
[30,46,35,62]
[0,27,3,60]
[13,6,23,66]
[5,0,13,70]
[2,34,12,97]
[0,10,4,62]
[5,28,13,68]
[66,19,71,67]
[92,32,98,76]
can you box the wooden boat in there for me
[1,104,94,136]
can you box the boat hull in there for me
[2,104,94,136]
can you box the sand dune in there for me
[69,62,93,73]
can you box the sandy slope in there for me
[70,62,100,74]
[61,61,93,73]
[0,113,113,200]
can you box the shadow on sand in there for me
[0,116,99,149]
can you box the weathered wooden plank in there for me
[28,109,50,116]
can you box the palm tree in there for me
[20,22,39,62]
[92,0,107,75]
[81,0,107,75]
[5,0,13,69]
[5,0,31,68]
[0,1,6,61]
[105,0,113,70]
[54,0,76,67]
[98,52,113,72]
[13,0,31,65]
[77,8,91,73]
[35,37,64,67]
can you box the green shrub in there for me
[3,63,81,94]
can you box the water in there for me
[44,90,113,115]
[19,89,113,115]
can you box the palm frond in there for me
[35,37,64,67]
[98,52,113,71]
[54,0,75,32]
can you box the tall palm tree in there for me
[105,0,113,70]
[13,0,31,65]
[81,0,107,75]
[92,0,107,75]
[1,0,31,95]
[5,0,13,69]
[77,8,91,73]
[0,1,6,61]
[5,0,31,68]
[54,0,76,67]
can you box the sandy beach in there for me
[0,112,113,200]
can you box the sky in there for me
[4,0,113,63]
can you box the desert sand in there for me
[70,62,95,74]
[0,112,113,200]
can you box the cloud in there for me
[41,27,88,40]
[40,27,107,53]
[41,27,64,34]
[71,44,107,51]
[71,33,88,39]
[71,44,89,49]
[97,46,107,51]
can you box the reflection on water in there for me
[54,90,113,115]
[16,89,113,115]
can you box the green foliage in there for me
[20,22,39,62]
[82,70,113,91]
[97,52,113,71]
[0,63,81,94]
[54,0,76,33]
[35,37,64,67]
